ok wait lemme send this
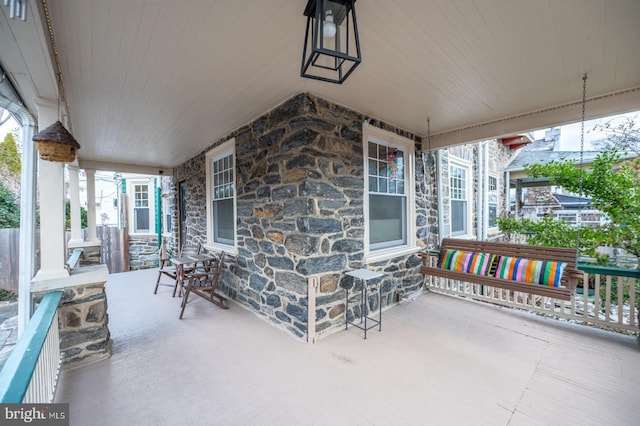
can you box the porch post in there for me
[32,101,69,281]
[68,165,83,244]
[85,168,99,243]
[18,119,37,336]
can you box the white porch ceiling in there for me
[1,0,640,170]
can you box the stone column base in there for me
[32,266,111,370]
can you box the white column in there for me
[32,102,69,281]
[18,120,37,336]
[68,165,83,244]
[85,169,99,243]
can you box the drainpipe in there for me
[476,144,483,240]
[483,142,489,239]
[505,170,511,216]
[155,179,162,249]
[18,118,36,336]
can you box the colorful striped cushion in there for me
[495,256,567,287]
[438,249,497,276]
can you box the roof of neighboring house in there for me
[505,150,602,172]
[552,193,592,208]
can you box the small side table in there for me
[345,268,384,339]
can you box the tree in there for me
[65,201,88,229]
[523,150,639,258]
[0,132,21,175]
[591,114,640,154]
[0,181,20,228]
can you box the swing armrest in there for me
[418,249,441,267]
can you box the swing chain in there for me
[576,73,588,251]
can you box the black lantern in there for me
[301,0,361,84]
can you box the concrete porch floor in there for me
[54,268,640,425]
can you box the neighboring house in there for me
[505,128,608,228]
[161,93,514,341]
[77,172,162,271]
[117,173,163,271]
[437,141,513,242]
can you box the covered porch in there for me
[55,268,639,425]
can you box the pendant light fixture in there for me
[301,0,361,84]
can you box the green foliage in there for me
[526,151,639,256]
[65,200,88,229]
[0,132,21,175]
[497,216,606,262]
[0,289,17,302]
[503,150,640,258]
[0,181,20,228]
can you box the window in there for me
[162,195,172,234]
[488,175,498,229]
[364,125,416,261]
[133,183,150,233]
[450,163,469,236]
[205,140,236,252]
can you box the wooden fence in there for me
[0,226,129,294]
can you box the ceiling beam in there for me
[78,160,171,176]
[425,86,640,149]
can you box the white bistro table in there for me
[345,268,384,339]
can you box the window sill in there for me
[365,245,422,264]
[449,234,476,240]
[203,242,238,257]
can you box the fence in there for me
[0,226,131,294]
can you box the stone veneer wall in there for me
[439,141,511,240]
[173,93,437,340]
[52,281,111,369]
[128,234,159,270]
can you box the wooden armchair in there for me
[179,252,228,319]
[153,242,202,295]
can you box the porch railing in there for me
[0,291,63,403]
[424,259,639,334]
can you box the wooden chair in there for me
[179,252,228,319]
[154,242,201,295]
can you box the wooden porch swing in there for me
[418,238,581,300]
[419,75,590,301]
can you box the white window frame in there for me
[449,159,472,238]
[363,123,418,263]
[128,180,155,235]
[205,139,237,255]
[487,174,499,230]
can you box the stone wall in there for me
[52,279,111,369]
[128,234,159,270]
[173,93,435,340]
[439,141,511,240]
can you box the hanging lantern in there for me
[32,120,81,163]
[301,0,361,84]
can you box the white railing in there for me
[425,259,639,334]
[0,291,63,403]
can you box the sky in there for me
[532,110,639,151]
[0,111,19,138]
